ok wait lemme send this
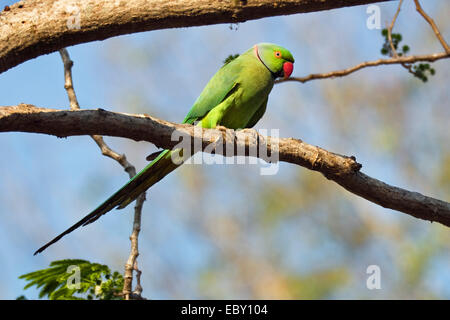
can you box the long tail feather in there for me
[34,150,179,255]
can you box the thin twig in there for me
[278,1,450,85]
[414,0,450,53]
[123,192,145,300]
[276,52,449,84]
[384,0,416,76]
[58,49,145,300]
[59,49,135,174]
[133,260,143,296]
[387,0,403,58]
[59,49,80,110]
[90,135,136,177]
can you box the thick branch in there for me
[0,0,389,74]
[1,104,449,228]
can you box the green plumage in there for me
[35,43,294,254]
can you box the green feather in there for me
[35,43,294,254]
[183,57,241,125]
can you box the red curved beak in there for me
[283,62,294,79]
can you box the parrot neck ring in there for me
[253,45,277,79]
[253,45,292,79]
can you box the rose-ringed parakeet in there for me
[34,43,294,254]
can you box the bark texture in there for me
[1,104,449,228]
[0,0,389,73]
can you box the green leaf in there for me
[19,259,124,300]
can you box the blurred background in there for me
[0,0,449,299]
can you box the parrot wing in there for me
[182,58,241,125]
[34,56,245,255]
[245,96,268,128]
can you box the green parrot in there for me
[34,43,294,255]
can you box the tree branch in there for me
[58,48,144,300]
[1,104,449,228]
[384,0,418,76]
[0,0,390,74]
[276,52,449,83]
[276,0,450,84]
[414,0,450,54]
[387,0,403,59]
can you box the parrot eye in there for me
[274,51,282,58]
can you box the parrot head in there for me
[254,43,295,79]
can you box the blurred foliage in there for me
[19,259,123,300]
[440,152,450,196]
[285,269,349,299]
[380,28,436,82]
